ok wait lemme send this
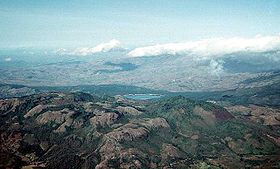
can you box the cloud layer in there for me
[56,39,122,56]
[128,35,280,57]
[73,39,121,56]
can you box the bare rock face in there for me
[35,108,76,133]
[194,106,216,126]
[106,124,149,142]
[96,139,121,169]
[116,106,143,116]
[97,137,147,169]
[104,117,169,143]
[161,144,184,162]
[248,105,280,125]
[24,105,45,118]
[24,104,55,118]
[36,108,75,124]
[96,117,170,168]
[127,118,170,132]
[141,118,170,129]
[191,135,199,140]
[118,148,146,169]
[83,102,105,113]
[90,112,121,128]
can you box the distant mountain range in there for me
[1,70,279,108]
[1,49,279,92]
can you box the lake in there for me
[123,94,163,100]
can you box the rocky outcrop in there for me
[106,124,149,142]
[116,106,143,115]
[24,105,45,118]
[90,112,121,128]
[35,108,77,133]
[161,144,184,161]
[95,117,170,168]
[194,106,216,126]
[104,118,169,142]
[138,118,170,129]
[97,133,149,169]
[24,104,56,118]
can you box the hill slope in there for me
[0,93,279,168]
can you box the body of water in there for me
[123,94,163,100]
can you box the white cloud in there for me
[128,34,280,58]
[4,57,12,62]
[72,39,121,56]
[54,48,68,55]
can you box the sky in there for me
[0,0,280,48]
